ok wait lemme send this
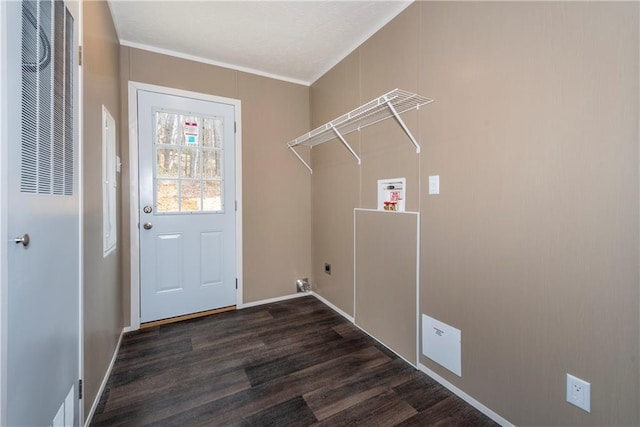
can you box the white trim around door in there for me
[127,81,243,331]
[0,1,8,423]
[77,2,85,424]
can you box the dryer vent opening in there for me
[296,278,311,293]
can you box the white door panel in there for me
[138,90,236,323]
[5,0,80,425]
[155,233,183,293]
[201,231,223,286]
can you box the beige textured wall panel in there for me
[310,51,361,313]
[119,47,131,329]
[238,73,311,302]
[360,4,419,99]
[359,5,420,212]
[312,152,360,315]
[82,0,122,419]
[128,48,237,99]
[310,51,360,128]
[418,2,639,425]
[355,210,418,364]
[360,117,420,212]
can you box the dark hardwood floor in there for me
[91,296,499,426]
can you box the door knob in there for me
[143,222,153,230]
[13,233,30,248]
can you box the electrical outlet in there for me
[324,263,331,275]
[566,373,591,413]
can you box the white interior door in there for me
[5,0,80,425]
[138,90,236,323]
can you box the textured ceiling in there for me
[108,1,412,85]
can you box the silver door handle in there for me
[13,233,30,247]
[143,222,153,230]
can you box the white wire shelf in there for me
[287,89,433,173]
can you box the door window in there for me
[153,110,224,213]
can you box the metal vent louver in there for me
[20,0,74,195]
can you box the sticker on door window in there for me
[184,121,198,145]
[154,111,224,214]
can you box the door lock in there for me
[143,222,153,230]
[13,233,30,248]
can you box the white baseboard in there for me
[237,291,355,324]
[417,363,513,427]
[238,292,308,309]
[84,329,125,427]
[310,292,354,322]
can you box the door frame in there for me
[0,1,84,423]
[127,81,243,331]
[77,2,84,423]
[0,1,8,423]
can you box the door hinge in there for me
[234,122,237,134]
[236,278,238,289]
[78,379,83,400]
[235,200,237,211]
[78,46,82,66]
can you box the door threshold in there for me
[141,305,236,329]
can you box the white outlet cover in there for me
[428,175,440,195]
[566,373,591,412]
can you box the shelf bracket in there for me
[331,124,361,165]
[288,145,312,174]
[384,96,421,154]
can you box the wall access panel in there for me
[354,209,419,365]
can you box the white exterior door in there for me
[4,0,80,425]
[138,90,236,323]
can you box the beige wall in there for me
[237,73,312,301]
[310,2,639,425]
[119,46,312,319]
[82,0,122,419]
[310,52,361,315]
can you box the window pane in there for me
[203,150,221,179]
[203,117,223,148]
[156,180,179,213]
[156,147,178,178]
[181,181,201,211]
[156,112,180,146]
[203,181,222,212]
[180,148,200,179]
